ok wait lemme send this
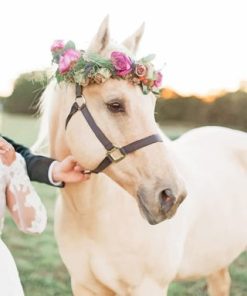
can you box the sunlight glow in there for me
[0,0,247,97]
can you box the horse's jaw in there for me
[59,173,133,215]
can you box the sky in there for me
[0,0,247,97]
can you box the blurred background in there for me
[1,0,247,295]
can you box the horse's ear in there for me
[122,23,145,54]
[87,15,110,54]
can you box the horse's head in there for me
[49,17,187,225]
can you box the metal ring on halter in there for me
[82,169,91,175]
[75,95,86,109]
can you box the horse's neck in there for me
[60,173,139,229]
[62,174,113,213]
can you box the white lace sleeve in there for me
[0,161,8,235]
[5,153,47,234]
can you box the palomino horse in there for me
[38,17,247,295]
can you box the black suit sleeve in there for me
[2,135,57,186]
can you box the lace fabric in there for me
[0,152,48,295]
[0,153,47,234]
[0,165,7,235]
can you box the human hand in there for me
[0,137,16,166]
[52,155,91,184]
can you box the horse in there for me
[37,17,247,296]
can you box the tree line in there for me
[1,71,247,131]
[1,71,48,115]
[156,90,247,131]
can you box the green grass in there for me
[1,112,246,296]
[1,113,72,295]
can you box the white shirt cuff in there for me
[48,161,63,186]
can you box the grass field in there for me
[1,112,247,296]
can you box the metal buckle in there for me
[107,147,125,162]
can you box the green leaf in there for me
[64,40,76,50]
[151,86,160,95]
[86,52,113,70]
[52,53,60,64]
[141,84,149,95]
[139,54,156,64]
[56,72,64,83]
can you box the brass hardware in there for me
[107,147,125,162]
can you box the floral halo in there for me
[51,40,163,95]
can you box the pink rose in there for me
[58,49,81,74]
[154,71,163,87]
[111,51,132,76]
[51,40,65,52]
[135,64,147,77]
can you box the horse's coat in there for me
[37,17,247,295]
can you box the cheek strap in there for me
[65,84,163,173]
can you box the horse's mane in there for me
[31,80,57,154]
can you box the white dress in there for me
[0,153,47,296]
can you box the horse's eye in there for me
[106,102,125,113]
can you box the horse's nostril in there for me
[159,188,176,213]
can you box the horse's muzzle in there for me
[137,188,187,225]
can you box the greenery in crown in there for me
[51,40,163,95]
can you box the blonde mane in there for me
[32,81,58,154]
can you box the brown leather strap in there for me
[65,102,79,129]
[121,134,163,154]
[65,84,163,173]
[91,134,162,173]
[76,84,83,98]
[80,105,115,151]
[91,157,113,174]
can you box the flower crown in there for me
[51,40,163,95]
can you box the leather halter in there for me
[65,84,163,173]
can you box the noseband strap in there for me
[65,84,163,173]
